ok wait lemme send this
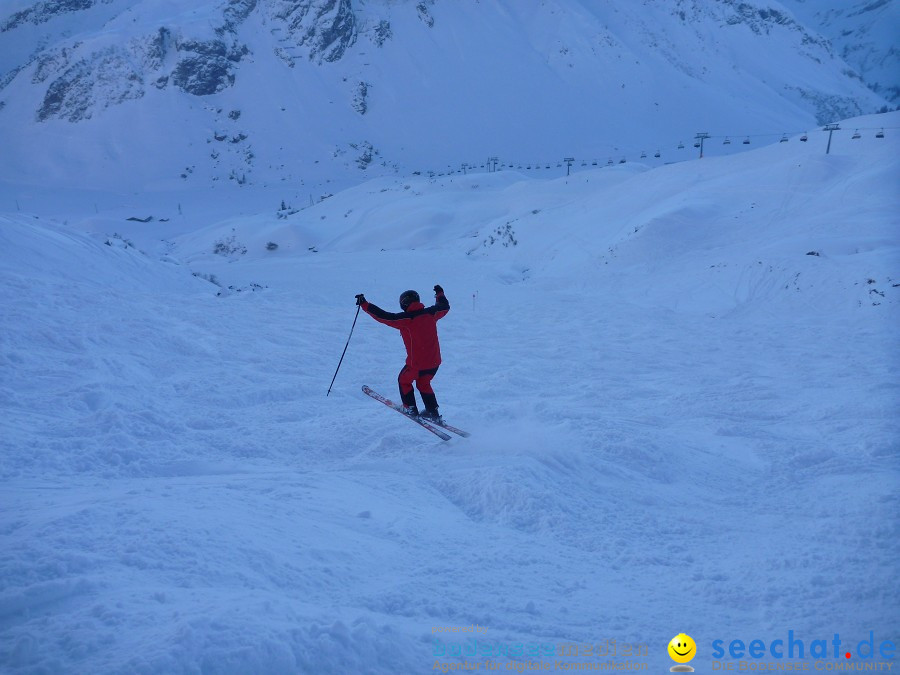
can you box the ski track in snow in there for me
[1,117,899,673]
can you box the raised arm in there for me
[430,284,449,320]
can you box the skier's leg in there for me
[398,366,418,413]
[416,366,440,417]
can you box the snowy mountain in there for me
[0,0,895,196]
[781,0,900,104]
[1,111,898,673]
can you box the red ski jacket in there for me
[361,292,450,370]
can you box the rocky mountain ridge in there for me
[0,0,894,193]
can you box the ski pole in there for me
[326,302,362,396]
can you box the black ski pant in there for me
[398,365,439,412]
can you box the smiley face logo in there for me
[668,633,696,664]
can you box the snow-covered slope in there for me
[1,112,897,673]
[168,111,900,316]
[0,0,894,197]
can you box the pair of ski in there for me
[362,385,469,441]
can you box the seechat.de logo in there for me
[669,633,697,672]
[711,631,896,661]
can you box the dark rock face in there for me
[19,0,263,120]
[12,0,367,122]
[372,19,392,47]
[271,0,358,64]
[172,56,234,96]
[352,80,369,114]
[171,40,248,96]
[1,0,97,32]
[37,47,144,121]
[222,0,259,33]
[143,27,171,71]
[416,2,434,28]
[314,0,356,61]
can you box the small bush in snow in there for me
[213,235,247,256]
[277,201,298,219]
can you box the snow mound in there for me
[0,215,205,292]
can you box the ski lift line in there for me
[827,125,899,130]
[703,127,849,140]
[439,124,894,176]
[703,131,806,140]
[705,125,899,139]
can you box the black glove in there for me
[433,285,444,295]
[355,293,366,306]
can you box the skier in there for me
[355,285,450,422]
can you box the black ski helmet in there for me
[399,289,420,310]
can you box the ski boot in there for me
[420,409,443,424]
[419,392,442,424]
